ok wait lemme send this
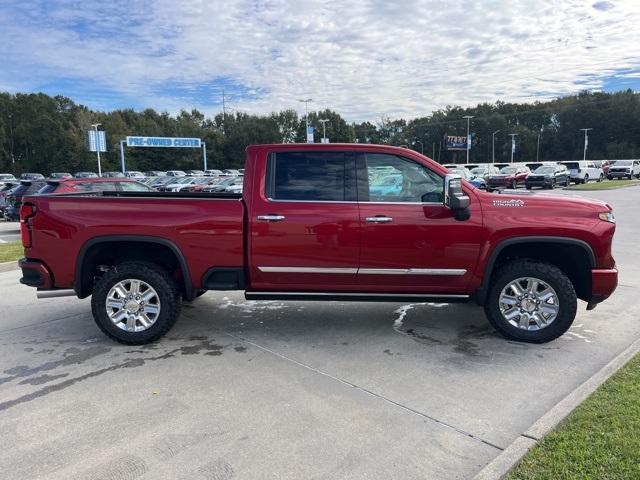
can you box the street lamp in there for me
[492,130,500,164]
[91,123,103,176]
[509,133,518,163]
[580,128,593,161]
[319,118,329,143]
[463,115,474,164]
[298,98,313,143]
[536,126,544,162]
[413,140,424,154]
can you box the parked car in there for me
[203,176,243,192]
[487,165,530,190]
[37,178,154,195]
[20,173,46,180]
[593,160,611,176]
[525,162,556,172]
[185,170,205,176]
[493,163,510,170]
[74,172,99,178]
[125,171,145,179]
[607,160,640,180]
[0,173,17,182]
[102,171,126,178]
[0,181,19,215]
[525,165,570,189]
[560,161,604,184]
[204,169,223,176]
[222,169,242,176]
[18,143,618,346]
[166,170,187,177]
[470,165,500,181]
[3,180,46,221]
[144,171,166,177]
[448,167,487,190]
[181,177,223,192]
[157,177,202,192]
[49,172,73,180]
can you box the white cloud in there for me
[0,0,639,121]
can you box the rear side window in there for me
[267,151,350,201]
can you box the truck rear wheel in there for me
[91,262,181,345]
[484,260,577,343]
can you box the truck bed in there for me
[24,192,245,291]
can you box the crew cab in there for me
[18,144,618,345]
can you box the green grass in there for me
[0,241,23,263]
[508,353,640,480]
[565,179,640,190]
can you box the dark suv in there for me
[3,181,47,221]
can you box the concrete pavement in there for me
[0,187,638,479]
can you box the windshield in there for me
[471,167,486,174]
[500,167,517,174]
[613,160,632,166]
[451,169,470,179]
[535,166,555,174]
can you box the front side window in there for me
[364,154,443,203]
[267,151,347,201]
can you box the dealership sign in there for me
[445,135,467,151]
[126,136,202,148]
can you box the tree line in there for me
[1,89,639,175]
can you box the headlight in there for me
[599,211,616,224]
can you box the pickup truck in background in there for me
[18,144,618,345]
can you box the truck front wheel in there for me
[484,260,577,343]
[91,262,182,345]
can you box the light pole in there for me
[298,98,313,143]
[509,133,518,163]
[91,123,103,176]
[536,126,543,162]
[413,140,424,154]
[492,130,500,164]
[319,118,329,143]
[463,115,474,164]
[580,128,593,161]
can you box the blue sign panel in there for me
[126,136,202,148]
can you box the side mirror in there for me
[444,174,470,221]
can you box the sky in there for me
[1,0,639,121]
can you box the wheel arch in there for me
[476,236,595,305]
[75,235,193,300]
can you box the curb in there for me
[0,261,20,273]
[472,336,640,480]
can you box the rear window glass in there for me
[563,162,580,169]
[267,152,347,201]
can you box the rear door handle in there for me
[257,214,285,222]
[366,216,393,223]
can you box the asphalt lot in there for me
[1,187,639,479]
[0,221,19,243]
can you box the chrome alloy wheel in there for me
[106,279,161,332]
[498,277,559,331]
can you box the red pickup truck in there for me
[18,144,618,345]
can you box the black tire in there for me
[511,179,517,189]
[628,175,633,180]
[526,185,532,190]
[91,261,182,345]
[583,174,589,184]
[565,177,570,187]
[484,259,577,343]
[598,174,603,182]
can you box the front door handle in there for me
[366,216,393,223]
[257,214,285,222]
